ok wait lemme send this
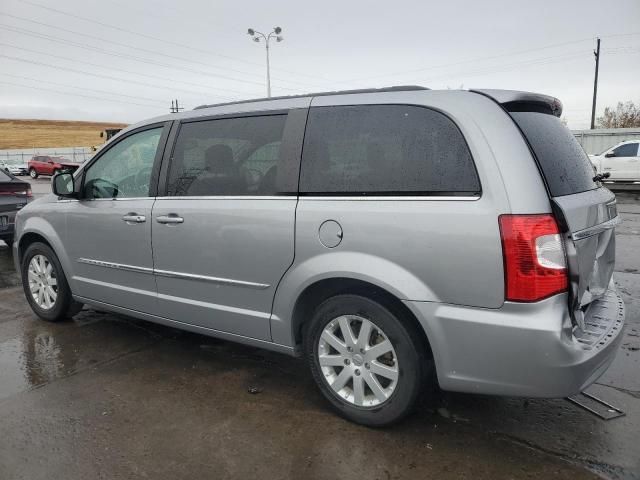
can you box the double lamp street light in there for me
[247,26,283,98]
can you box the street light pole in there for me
[247,27,283,98]
[590,37,601,130]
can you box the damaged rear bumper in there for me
[405,286,625,398]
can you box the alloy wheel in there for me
[318,315,399,407]
[27,254,58,310]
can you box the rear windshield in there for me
[510,111,596,197]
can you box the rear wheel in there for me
[29,168,38,179]
[305,294,429,426]
[21,242,83,322]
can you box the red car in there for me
[28,155,80,179]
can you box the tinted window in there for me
[167,115,287,196]
[613,143,639,157]
[84,127,162,199]
[299,105,480,195]
[510,112,596,197]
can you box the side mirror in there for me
[604,152,615,158]
[52,172,76,198]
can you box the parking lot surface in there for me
[0,179,638,479]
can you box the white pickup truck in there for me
[589,140,640,182]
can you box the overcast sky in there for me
[1,0,639,129]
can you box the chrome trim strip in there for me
[154,268,270,289]
[153,196,294,201]
[78,258,153,274]
[571,216,622,241]
[77,258,270,289]
[300,195,480,201]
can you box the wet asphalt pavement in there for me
[0,179,638,479]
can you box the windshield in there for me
[510,111,598,197]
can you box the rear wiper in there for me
[593,172,611,182]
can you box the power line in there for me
[0,80,166,109]
[0,12,324,89]
[411,51,589,85]
[0,44,247,99]
[16,0,328,85]
[0,27,285,95]
[0,72,169,106]
[0,53,235,100]
[336,32,640,85]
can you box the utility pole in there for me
[170,99,184,113]
[590,37,601,130]
[247,27,284,97]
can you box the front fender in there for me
[270,251,438,346]
[17,214,73,290]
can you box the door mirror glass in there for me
[52,172,75,197]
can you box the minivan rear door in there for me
[508,108,619,326]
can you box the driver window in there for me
[612,143,639,157]
[83,127,162,199]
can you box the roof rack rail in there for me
[194,85,429,110]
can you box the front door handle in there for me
[156,214,184,225]
[122,213,146,223]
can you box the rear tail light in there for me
[26,187,33,198]
[499,214,568,302]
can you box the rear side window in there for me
[510,112,596,197]
[167,115,286,196]
[299,105,480,195]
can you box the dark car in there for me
[0,169,32,245]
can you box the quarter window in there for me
[167,115,287,196]
[612,143,639,157]
[299,105,480,195]
[83,127,162,199]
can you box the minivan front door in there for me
[64,124,168,314]
[151,111,304,341]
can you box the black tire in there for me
[29,168,38,179]
[304,294,430,427]
[21,242,83,322]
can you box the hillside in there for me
[0,119,128,149]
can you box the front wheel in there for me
[21,242,83,322]
[29,168,38,179]
[305,294,429,427]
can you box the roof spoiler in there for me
[471,89,563,117]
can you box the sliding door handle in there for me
[156,214,184,225]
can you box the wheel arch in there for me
[17,220,73,288]
[283,277,433,366]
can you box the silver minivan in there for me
[13,87,625,426]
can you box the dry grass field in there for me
[0,119,128,149]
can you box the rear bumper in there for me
[405,286,625,398]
